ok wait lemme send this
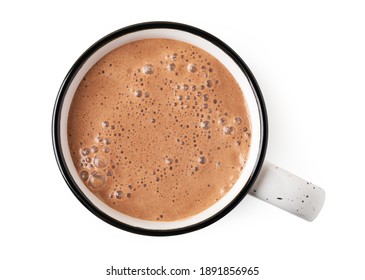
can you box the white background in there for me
[1,0,364,279]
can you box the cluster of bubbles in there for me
[78,121,136,200]
[78,132,111,189]
[134,89,150,98]
[128,52,249,181]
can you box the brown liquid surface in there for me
[68,39,251,221]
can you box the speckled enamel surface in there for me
[250,162,325,221]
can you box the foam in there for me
[67,38,251,221]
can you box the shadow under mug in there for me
[52,22,325,236]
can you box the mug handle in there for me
[249,162,325,221]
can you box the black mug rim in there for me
[52,21,268,236]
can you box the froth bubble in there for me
[151,118,156,123]
[81,148,90,156]
[234,117,242,124]
[203,94,209,101]
[102,146,110,153]
[223,126,234,135]
[107,169,114,177]
[142,64,154,75]
[205,80,213,88]
[190,85,196,91]
[134,90,142,98]
[198,156,207,164]
[95,136,103,143]
[200,121,211,130]
[176,95,183,100]
[187,63,197,73]
[218,118,226,125]
[80,170,89,181]
[91,146,99,153]
[165,158,172,165]
[181,84,188,91]
[115,190,123,199]
[94,154,110,168]
[88,171,106,189]
[102,121,109,128]
[144,92,150,98]
[167,63,176,71]
[103,138,111,145]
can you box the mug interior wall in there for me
[59,29,262,230]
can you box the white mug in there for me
[52,22,325,235]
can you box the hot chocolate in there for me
[67,38,251,221]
